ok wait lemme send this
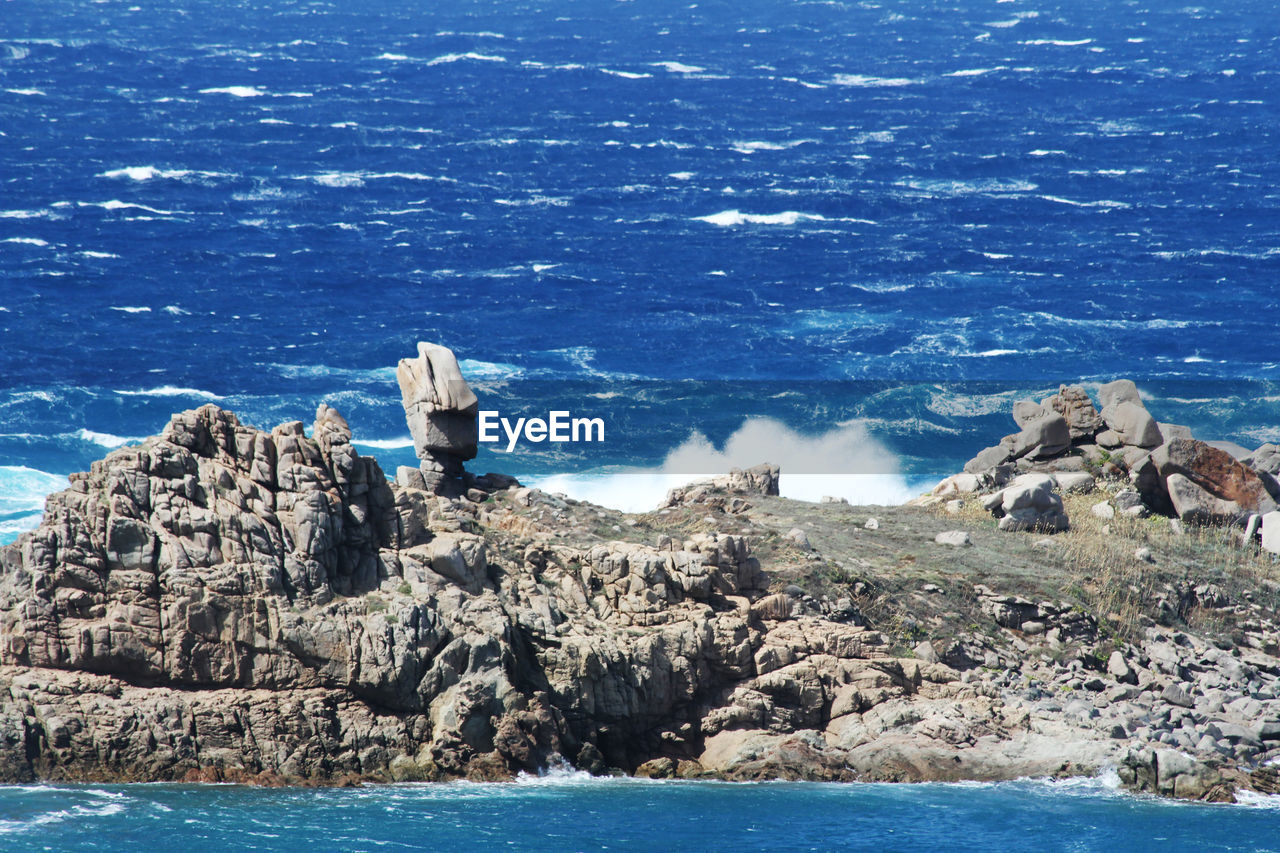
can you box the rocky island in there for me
[2,344,1279,802]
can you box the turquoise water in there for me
[2,776,1280,852]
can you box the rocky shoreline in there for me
[1,344,1279,802]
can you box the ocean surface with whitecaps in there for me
[3,0,1280,838]
[1,773,1280,852]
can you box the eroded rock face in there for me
[397,342,479,494]
[0,408,796,783]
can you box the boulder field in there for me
[1,351,1279,802]
[932,380,1279,546]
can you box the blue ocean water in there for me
[1,776,1279,852]
[2,0,1279,514]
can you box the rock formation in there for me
[396,342,479,495]
[2,360,1280,801]
[943,380,1279,541]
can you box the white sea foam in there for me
[0,800,127,833]
[1039,195,1131,208]
[494,196,572,207]
[695,209,826,226]
[76,429,139,448]
[530,418,916,513]
[458,358,522,380]
[100,166,168,181]
[946,67,1004,77]
[651,61,705,73]
[0,209,54,219]
[4,87,45,96]
[0,466,69,515]
[434,30,506,39]
[901,178,1037,196]
[2,237,49,246]
[1028,149,1067,156]
[163,305,190,315]
[830,73,916,87]
[99,167,232,182]
[312,172,365,187]
[426,52,506,66]
[377,52,409,61]
[729,139,812,154]
[351,437,415,450]
[0,466,69,544]
[113,387,224,400]
[78,250,120,259]
[668,172,694,180]
[520,61,587,71]
[109,305,151,313]
[601,68,652,79]
[69,200,184,215]
[198,85,266,97]
[1020,38,1094,46]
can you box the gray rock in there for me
[913,641,939,664]
[1162,683,1195,709]
[1092,501,1116,520]
[397,342,479,492]
[1100,401,1163,449]
[1054,471,1096,494]
[1158,423,1194,442]
[993,474,1069,533]
[964,444,1012,475]
[934,530,972,547]
[1012,399,1052,428]
[1098,379,1143,410]
[1109,651,1137,685]
[1044,384,1104,440]
[1007,413,1072,459]
[1262,511,1280,556]
[1096,429,1123,449]
[784,528,812,549]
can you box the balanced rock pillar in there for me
[397,341,479,494]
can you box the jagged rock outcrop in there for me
[5,365,1280,799]
[397,342,479,495]
[0,404,802,784]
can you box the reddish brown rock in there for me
[1153,438,1278,519]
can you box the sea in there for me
[3,0,1280,839]
[2,773,1280,852]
